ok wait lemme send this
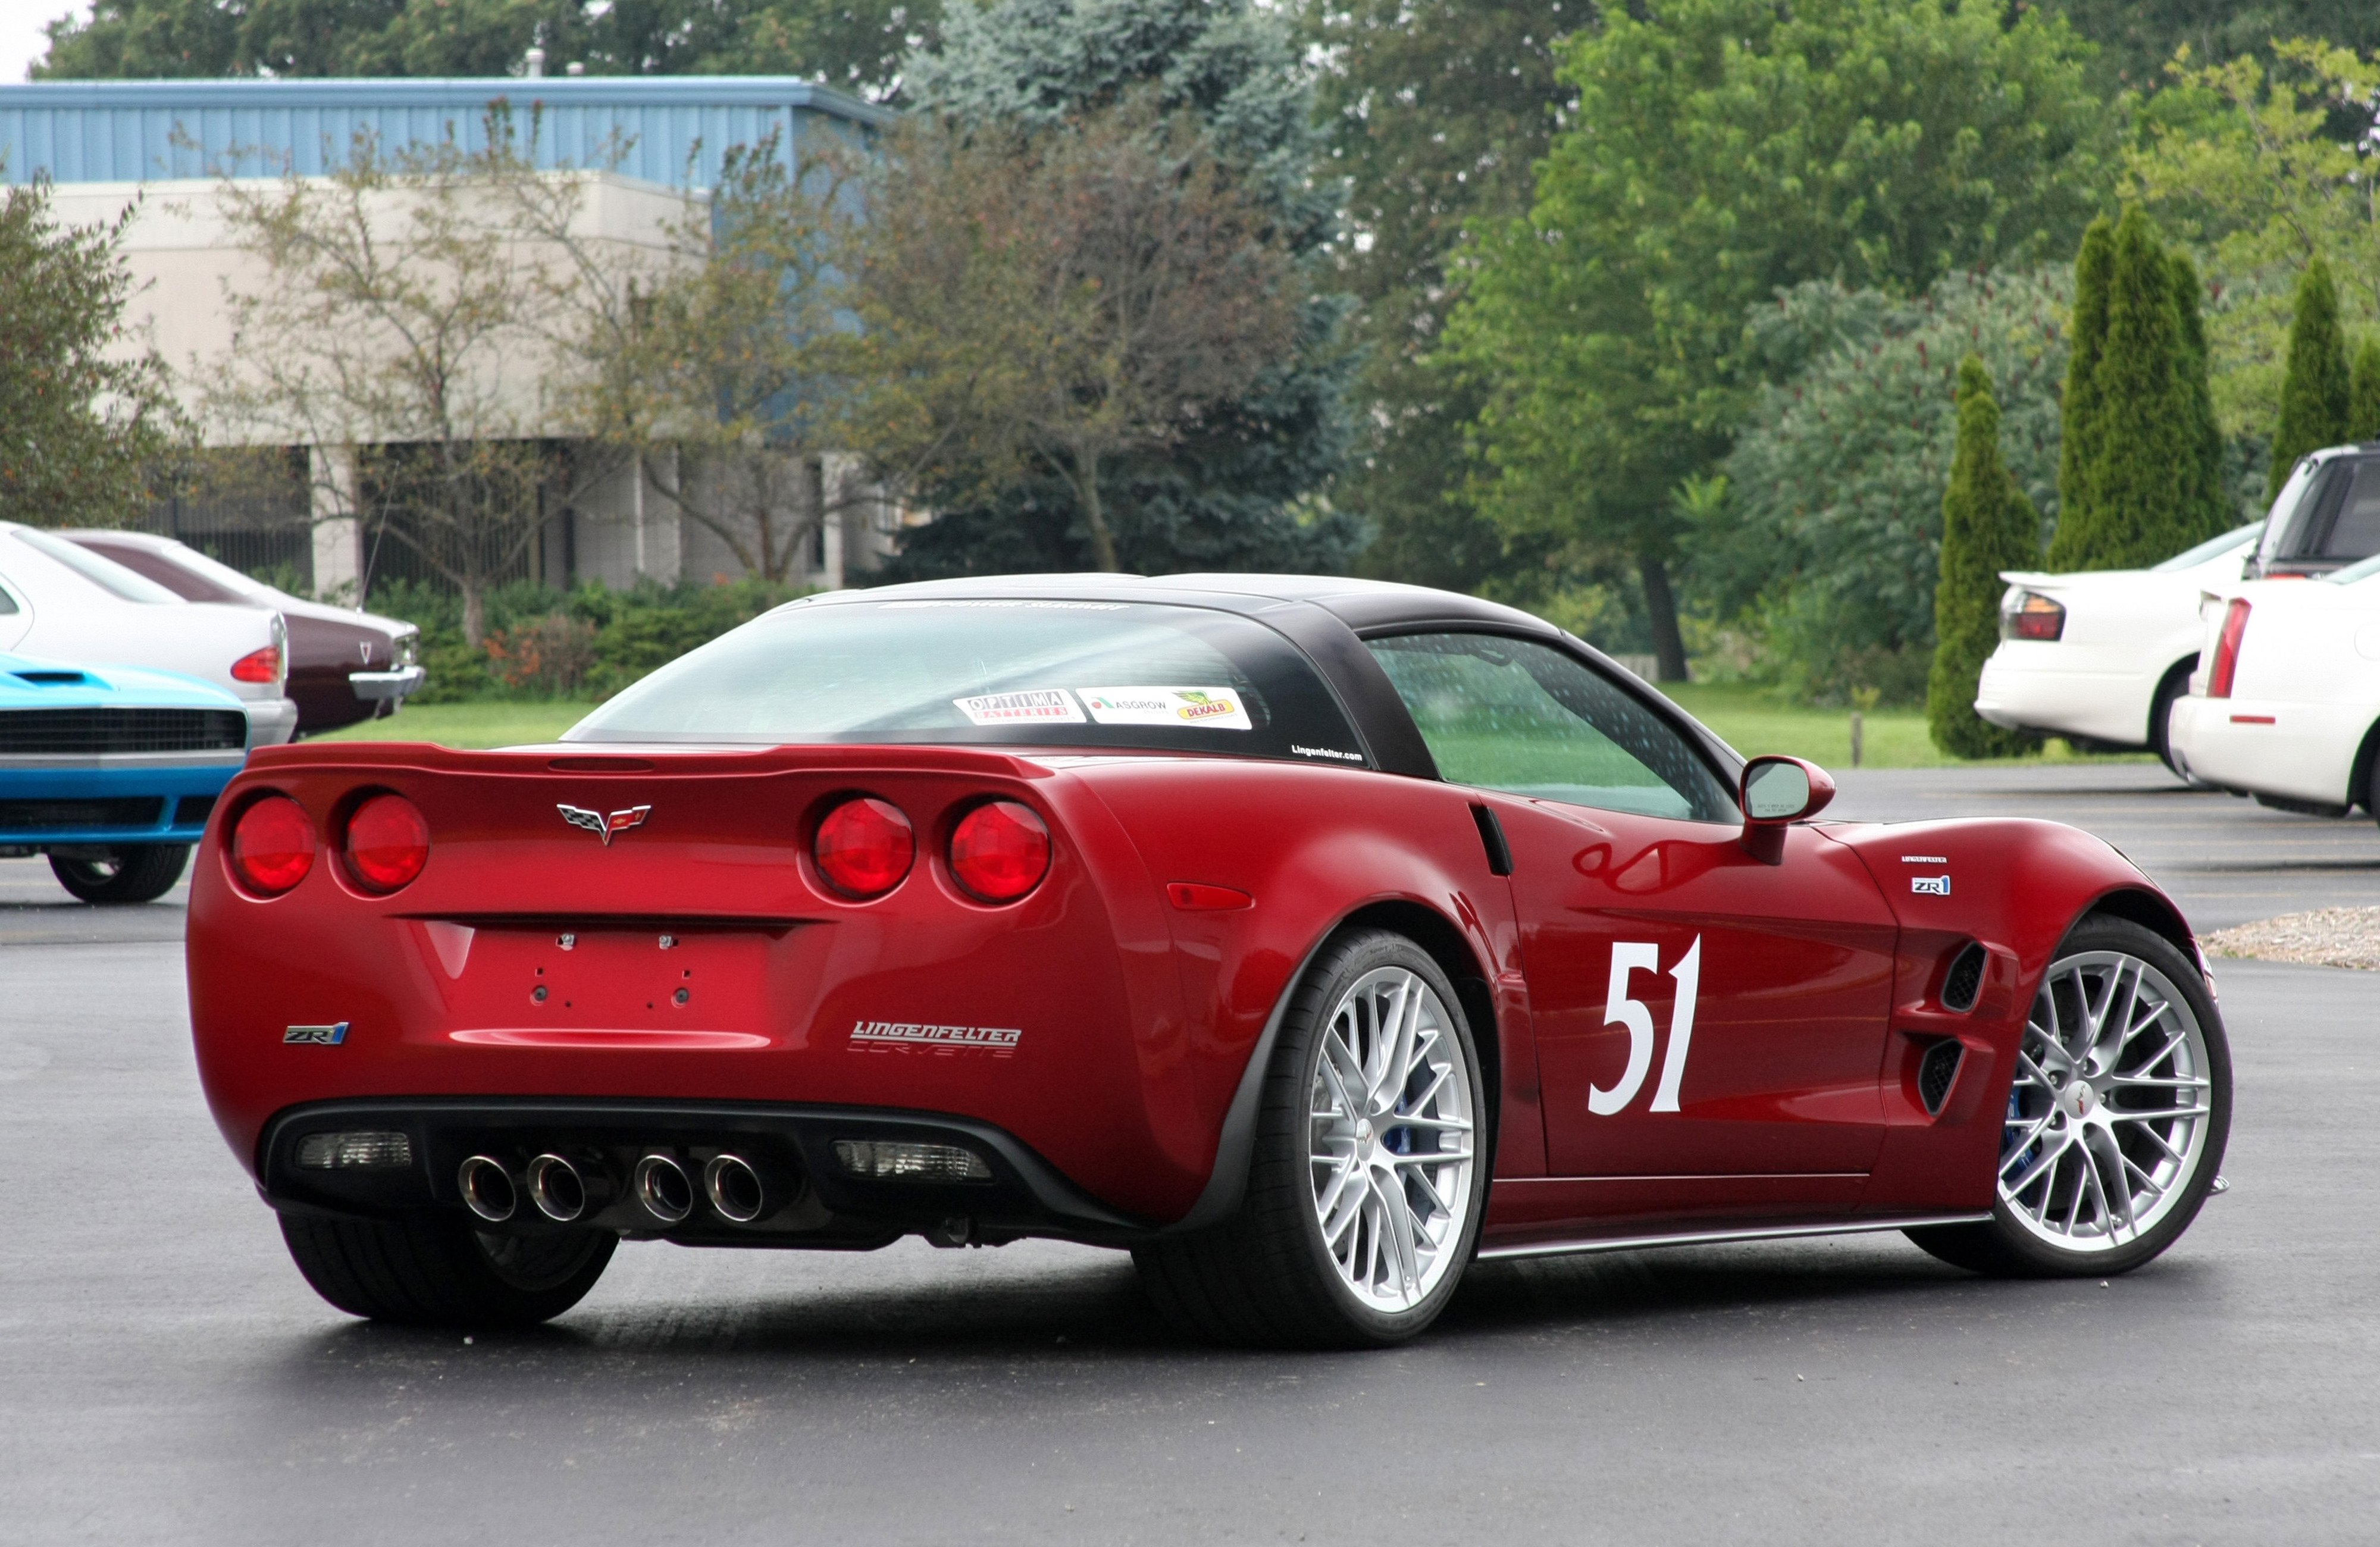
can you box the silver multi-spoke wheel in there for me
[1306,966,1477,1313]
[2000,949,2215,1252]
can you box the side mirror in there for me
[1739,755,1835,865]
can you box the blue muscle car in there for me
[1,650,249,903]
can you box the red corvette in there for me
[187,576,2231,1346]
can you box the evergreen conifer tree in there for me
[2350,336,2380,443]
[2270,256,2352,494]
[2169,249,2228,541]
[2072,208,2190,569]
[2046,216,2114,568]
[1928,355,2043,757]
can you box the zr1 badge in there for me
[1590,937,1701,1116]
[283,1022,350,1045]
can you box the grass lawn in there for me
[1662,682,2151,771]
[311,701,598,749]
[309,685,2153,772]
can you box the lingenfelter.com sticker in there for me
[1076,686,1254,729]
[953,689,1085,725]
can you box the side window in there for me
[0,577,17,615]
[1366,632,1737,822]
[2318,459,2380,561]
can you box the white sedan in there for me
[1974,524,2263,771]
[0,523,299,745]
[2166,553,2380,821]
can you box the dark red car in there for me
[186,577,2231,1346]
[62,531,422,735]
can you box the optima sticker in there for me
[1077,686,1253,729]
[850,1020,1022,1051]
[953,690,1084,725]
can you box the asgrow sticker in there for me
[1077,686,1254,729]
[953,689,1085,725]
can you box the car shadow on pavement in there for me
[251,1232,2203,1373]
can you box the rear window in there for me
[2320,459,2380,560]
[567,597,1369,763]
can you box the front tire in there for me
[1135,929,1489,1348]
[1908,915,2230,1277]
[279,1212,615,1327]
[49,844,190,904]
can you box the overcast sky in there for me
[3,5,76,83]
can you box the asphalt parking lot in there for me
[2,764,2376,1545]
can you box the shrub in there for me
[1928,356,2044,758]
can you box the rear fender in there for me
[1067,759,1527,1230]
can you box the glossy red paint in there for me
[187,734,2185,1247]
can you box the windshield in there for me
[568,597,1370,762]
[2152,522,2263,574]
[10,528,184,605]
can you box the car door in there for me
[1363,631,1898,1184]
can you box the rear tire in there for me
[278,1212,615,1327]
[1134,929,1489,1348]
[1907,915,2229,1278]
[2149,663,2192,778]
[48,844,190,904]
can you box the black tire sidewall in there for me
[1983,915,2232,1276]
[1264,930,1490,1344]
[49,844,189,904]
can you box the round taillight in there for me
[343,793,430,894]
[949,800,1050,903]
[230,795,315,896]
[814,797,915,898]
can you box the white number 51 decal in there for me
[1588,936,1702,1116]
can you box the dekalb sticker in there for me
[953,690,1084,725]
[1911,875,1952,897]
[1077,686,1253,730]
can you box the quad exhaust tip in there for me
[634,1153,694,1225]
[458,1154,516,1222]
[703,1154,766,1223]
[526,1153,588,1222]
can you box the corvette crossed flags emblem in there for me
[557,803,652,845]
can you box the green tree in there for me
[2169,248,2228,541]
[1447,0,2110,680]
[0,177,184,526]
[1719,269,2069,703]
[37,0,935,98]
[875,0,1361,579]
[2128,42,2379,439]
[2049,0,2380,89]
[1302,0,1579,593]
[842,100,1304,572]
[2271,255,2353,490]
[2077,209,2192,569]
[2352,336,2380,441]
[2050,215,2116,565]
[1928,355,2041,757]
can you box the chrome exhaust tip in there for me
[458,1155,516,1222]
[703,1154,766,1223]
[632,1153,693,1225]
[526,1153,588,1222]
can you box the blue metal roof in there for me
[0,76,892,187]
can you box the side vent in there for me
[1918,1040,1965,1116]
[1940,941,1987,1013]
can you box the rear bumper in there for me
[1974,646,2158,745]
[243,697,301,746]
[2166,694,2368,806]
[259,1097,1151,1247]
